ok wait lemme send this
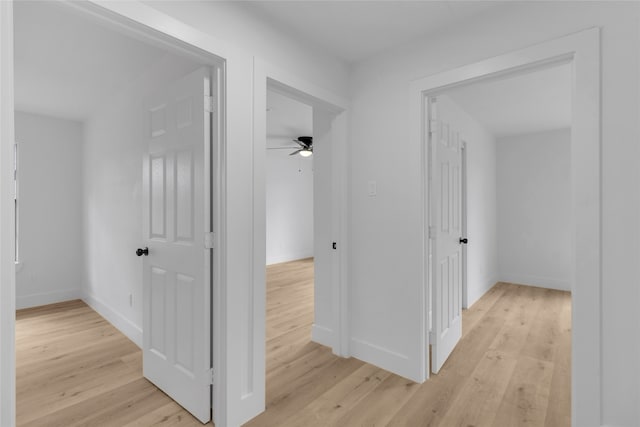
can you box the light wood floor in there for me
[16,258,570,426]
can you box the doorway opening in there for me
[427,59,573,369]
[265,90,315,266]
[425,61,573,422]
[415,28,600,424]
[264,87,317,399]
[244,63,348,422]
[13,1,223,424]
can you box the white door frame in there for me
[253,59,350,361]
[411,28,601,426]
[0,2,17,425]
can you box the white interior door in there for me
[142,66,213,423]
[430,97,463,374]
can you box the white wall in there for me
[82,53,200,346]
[265,151,313,265]
[14,111,83,309]
[437,95,498,308]
[349,3,639,426]
[265,90,314,265]
[497,128,571,291]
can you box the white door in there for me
[141,66,214,423]
[430,97,463,373]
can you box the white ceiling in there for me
[243,1,499,63]
[14,0,567,138]
[13,1,173,121]
[267,90,313,151]
[446,63,572,138]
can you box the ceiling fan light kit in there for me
[266,136,313,157]
[291,136,313,157]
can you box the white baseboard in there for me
[499,273,571,292]
[266,252,314,266]
[16,288,82,310]
[82,291,142,348]
[311,324,333,348]
[350,337,418,382]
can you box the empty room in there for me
[422,62,573,424]
[1,2,639,427]
[12,1,222,424]
[263,88,318,413]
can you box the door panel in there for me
[175,149,195,243]
[150,155,167,239]
[142,67,213,423]
[431,98,463,373]
[150,267,167,356]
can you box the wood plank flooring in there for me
[16,258,570,426]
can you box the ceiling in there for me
[13,1,178,121]
[266,90,313,151]
[243,1,499,63]
[14,0,567,138]
[446,63,572,138]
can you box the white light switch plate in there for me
[368,181,377,197]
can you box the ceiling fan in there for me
[267,136,313,157]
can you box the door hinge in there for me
[429,120,439,135]
[207,368,214,385]
[204,232,215,249]
[428,226,437,240]
[204,95,215,113]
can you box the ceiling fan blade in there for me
[298,136,312,148]
[289,149,303,156]
[293,139,309,149]
[267,146,297,150]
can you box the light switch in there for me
[368,180,377,197]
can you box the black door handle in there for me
[459,238,468,245]
[136,247,149,256]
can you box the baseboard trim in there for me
[266,253,314,266]
[499,273,571,292]
[82,291,142,348]
[350,337,417,382]
[311,324,333,348]
[16,288,82,310]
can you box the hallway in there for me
[16,259,570,426]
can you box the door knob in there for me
[459,238,468,245]
[136,247,149,256]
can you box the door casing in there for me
[252,59,350,417]
[0,3,16,426]
[411,28,601,427]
